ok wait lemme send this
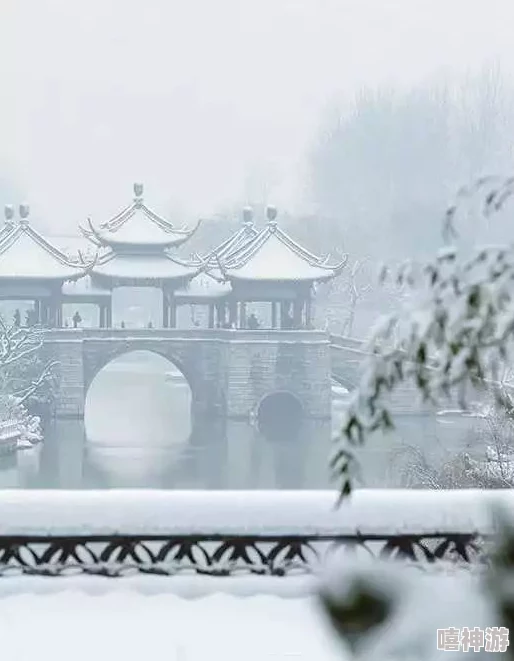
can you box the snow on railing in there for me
[0,489,505,537]
[0,490,502,577]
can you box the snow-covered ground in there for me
[0,568,501,661]
[0,589,344,661]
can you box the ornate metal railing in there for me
[0,531,491,577]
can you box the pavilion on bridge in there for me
[176,205,346,330]
[208,205,346,330]
[0,189,346,331]
[0,204,95,327]
[79,183,202,327]
[173,206,257,328]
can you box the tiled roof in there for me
[80,183,201,249]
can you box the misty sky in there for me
[1,0,513,232]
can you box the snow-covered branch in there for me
[334,177,514,500]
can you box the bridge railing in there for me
[0,490,502,577]
[43,328,330,343]
[329,334,367,351]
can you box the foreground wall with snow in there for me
[0,488,508,535]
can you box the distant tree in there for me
[309,67,514,263]
[333,177,514,499]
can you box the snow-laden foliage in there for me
[0,319,57,445]
[0,394,42,445]
[333,177,514,500]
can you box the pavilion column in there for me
[279,302,290,329]
[271,302,278,329]
[292,300,302,329]
[99,305,106,328]
[40,301,48,327]
[56,301,63,328]
[218,301,227,328]
[162,291,169,328]
[229,301,237,327]
[169,295,177,328]
[34,300,41,325]
[208,304,215,329]
[47,302,55,328]
[239,302,247,329]
[106,302,112,328]
[304,297,312,329]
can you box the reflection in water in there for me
[5,353,489,490]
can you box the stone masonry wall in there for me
[43,330,85,418]
[225,331,331,419]
[43,329,332,422]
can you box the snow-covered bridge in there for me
[43,328,426,421]
[43,328,340,421]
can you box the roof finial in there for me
[19,203,30,226]
[242,206,254,225]
[266,205,278,227]
[134,182,144,200]
[4,205,14,226]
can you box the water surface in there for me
[1,352,484,489]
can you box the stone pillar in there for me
[106,302,112,328]
[169,296,177,328]
[271,302,278,329]
[280,302,291,329]
[162,291,169,328]
[305,297,312,329]
[239,302,247,329]
[99,305,105,328]
[229,301,237,327]
[40,301,48,327]
[292,300,302,329]
[208,304,215,329]
[34,300,41,324]
[216,303,225,328]
[56,302,63,328]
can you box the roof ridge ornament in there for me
[4,204,14,227]
[266,205,278,229]
[19,203,30,227]
[242,206,254,226]
[133,182,144,206]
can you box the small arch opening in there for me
[257,391,304,441]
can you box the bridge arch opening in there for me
[84,350,193,486]
[257,391,304,441]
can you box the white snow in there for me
[0,590,344,661]
[0,488,508,536]
[0,564,502,661]
[319,557,499,661]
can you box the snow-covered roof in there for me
[79,183,201,250]
[219,207,347,283]
[48,235,99,261]
[175,271,232,300]
[61,274,112,298]
[0,213,95,281]
[204,208,259,266]
[92,250,200,281]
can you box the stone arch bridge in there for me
[43,329,364,420]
